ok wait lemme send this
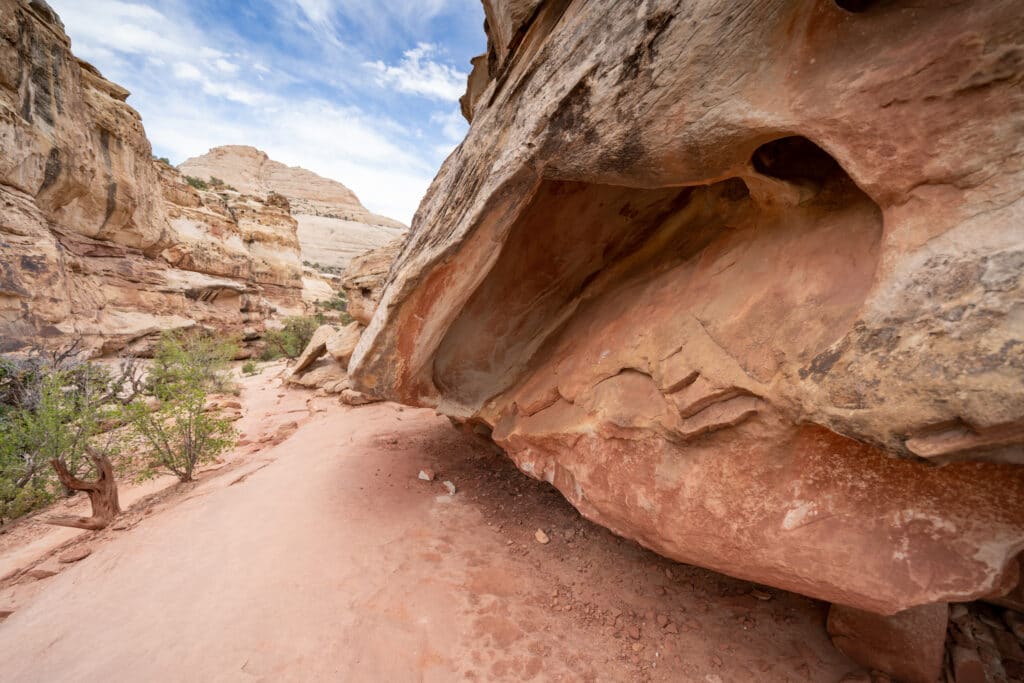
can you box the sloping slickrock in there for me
[0,1,305,355]
[351,0,1024,617]
[179,146,406,270]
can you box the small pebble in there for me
[534,529,550,544]
[418,469,435,481]
[442,480,456,495]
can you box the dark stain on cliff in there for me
[50,44,63,114]
[618,10,675,85]
[29,35,54,126]
[39,146,61,192]
[19,255,47,274]
[800,339,850,379]
[99,128,118,224]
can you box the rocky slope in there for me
[179,146,406,271]
[351,2,1024,679]
[0,1,353,356]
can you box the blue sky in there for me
[50,0,486,223]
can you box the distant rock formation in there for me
[351,3,1024,678]
[179,146,406,271]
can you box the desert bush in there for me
[125,332,237,482]
[0,347,140,524]
[241,360,259,376]
[185,175,209,191]
[260,315,324,360]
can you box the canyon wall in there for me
[351,0,1024,626]
[0,1,360,356]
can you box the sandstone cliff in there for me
[179,146,406,271]
[0,1,317,355]
[351,0,1024,660]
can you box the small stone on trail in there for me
[418,469,435,481]
[750,588,772,601]
[59,547,92,563]
[0,610,13,620]
[27,568,57,580]
[632,642,644,653]
[656,614,669,627]
[534,529,550,544]
[443,480,456,495]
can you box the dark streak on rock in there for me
[800,339,850,379]
[39,146,61,192]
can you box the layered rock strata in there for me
[351,0,1024,627]
[179,146,406,271]
[0,1,318,355]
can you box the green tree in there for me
[260,315,324,360]
[125,333,236,482]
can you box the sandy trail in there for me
[0,371,861,681]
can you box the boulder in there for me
[340,238,403,326]
[827,603,947,683]
[290,325,335,375]
[326,321,362,367]
[351,0,1024,615]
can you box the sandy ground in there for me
[0,365,864,682]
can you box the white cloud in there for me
[367,43,466,101]
[430,108,467,143]
[292,0,333,25]
[214,58,240,74]
[172,62,202,81]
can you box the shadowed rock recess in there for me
[352,0,1024,647]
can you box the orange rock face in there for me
[352,0,1024,615]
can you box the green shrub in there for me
[260,315,324,360]
[125,332,236,482]
[241,360,259,376]
[185,175,209,191]
[0,349,137,523]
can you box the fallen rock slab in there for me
[59,548,92,564]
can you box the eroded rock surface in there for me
[180,146,406,270]
[351,0,1024,618]
[0,1,307,355]
[340,238,403,326]
[289,238,404,397]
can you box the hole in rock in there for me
[833,0,876,12]
[433,142,882,407]
[751,136,843,182]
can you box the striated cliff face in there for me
[351,0,1024,631]
[0,1,308,355]
[179,146,406,271]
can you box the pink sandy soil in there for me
[0,366,862,681]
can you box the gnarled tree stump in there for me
[46,450,121,530]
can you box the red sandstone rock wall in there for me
[351,0,1024,616]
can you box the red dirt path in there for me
[0,371,863,681]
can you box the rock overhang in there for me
[350,0,1024,614]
